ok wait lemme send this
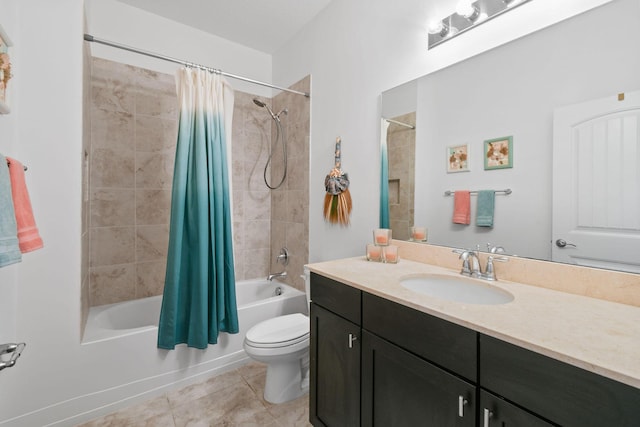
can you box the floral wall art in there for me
[484,136,513,170]
[0,24,13,113]
[447,144,469,173]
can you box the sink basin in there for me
[400,274,514,305]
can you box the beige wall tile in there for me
[136,91,178,119]
[91,188,135,227]
[89,264,136,306]
[91,147,135,188]
[136,225,169,263]
[135,116,177,153]
[244,220,270,249]
[90,227,135,267]
[135,151,175,189]
[136,189,171,225]
[136,261,166,298]
[91,108,134,151]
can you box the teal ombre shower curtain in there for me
[379,119,390,228]
[158,68,239,349]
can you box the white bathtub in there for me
[64,279,307,425]
[83,279,308,343]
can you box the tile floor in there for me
[77,362,312,427]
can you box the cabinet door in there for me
[480,390,555,427]
[481,334,640,427]
[310,303,361,427]
[362,331,475,427]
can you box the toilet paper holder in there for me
[0,342,26,372]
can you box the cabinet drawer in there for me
[480,389,555,427]
[310,272,361,325]
[480,334,640,427]
[362,292,477,382]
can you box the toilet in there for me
[243,272,311,404]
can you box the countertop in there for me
[307,256,640,389]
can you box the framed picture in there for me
[447,144,470,173]
[484,136,513,170]
[0,23,13,114]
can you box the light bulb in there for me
[456,0,480,21]
[427,20,449,37]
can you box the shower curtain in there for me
[158,68,239,350]
[379,119,390,228]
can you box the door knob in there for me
[556,239,577,248]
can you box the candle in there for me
[383,245,399,263]
[366,243,381,261]
[410,226,427,242]
[373,228,391,246]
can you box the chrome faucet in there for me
[267,271,287,281]
[453,247,508,281]
[453,248,482,277]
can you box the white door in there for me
[552,91,640,273]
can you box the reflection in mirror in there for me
[380,0,640,273]
[385,113,416,241]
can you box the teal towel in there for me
[0,154,22,267]
[476,190,496,227]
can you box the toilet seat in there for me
[245,313,309,349]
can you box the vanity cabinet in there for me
[480,334,640,427]
[480,390,554,427]
[309,273,640,427]
[309,273,362,427]
[361,330,475,426]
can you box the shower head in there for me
[253,98,267,108]
[253,98,278,120]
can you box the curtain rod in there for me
[84,34,310,98]
[384,118,415,129]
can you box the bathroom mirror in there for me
[381,0,640,272]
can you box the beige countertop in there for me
[307,256,640,389]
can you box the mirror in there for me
[381,0,640,271]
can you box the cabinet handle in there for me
[458,396,468,417]
[348,333,357,349]
[483,408,493,427]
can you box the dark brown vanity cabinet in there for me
[362,293,478,426]
[480,390,554,427]
[310,273,362,427]
[480,335,640,427]
[361,330,476,426]
[309,273,640,427]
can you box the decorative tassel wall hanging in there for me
[323,137,352,225]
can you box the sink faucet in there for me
[453,248,508,280]
[267,271,287,281]
[453,249,482,277]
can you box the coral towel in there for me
[452,190,471,225]
[7,157,43,253]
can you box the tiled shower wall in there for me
[387,112,416,241]
[88,58,177,307]
[270,77,311,292]
[84,57,310,308]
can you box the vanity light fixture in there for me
[428,0,533,49]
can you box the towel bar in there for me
[0,342,26,372]
[5,160,27,171]
[444,189,512,196]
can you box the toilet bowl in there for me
[244,312,309,403]
[243,271,311,404]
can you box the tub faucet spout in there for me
[268,271,287,281]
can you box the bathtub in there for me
[83,279,307,343]
[62,279,307,425]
